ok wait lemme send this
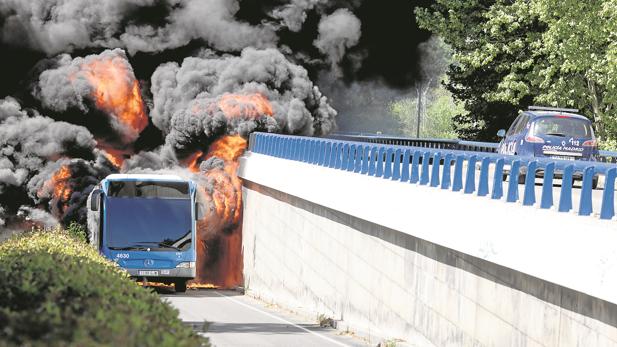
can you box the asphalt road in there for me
[160,289,369,347]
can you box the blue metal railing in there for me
[249,133,617,221]
[328,133,617,163]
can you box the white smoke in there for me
[313,8,361,74]
[0,0,278,55]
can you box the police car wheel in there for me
[175,280,187,293]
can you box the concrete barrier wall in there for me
[239,153,617,346]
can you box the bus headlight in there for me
[176,261,195,269]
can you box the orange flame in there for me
[37,165,73,215]
[217,93,273,118]
[50,165,72,202]
[205,135,248,163]
[80,56,148,141]
[203,136,247,225]
[184,92,271,288]
[185,150,204,173]
[185,135,248,288]
[100,146,127,169]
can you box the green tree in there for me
[416,0,617,145]
[390,84,465,139]
[416,0,538,140]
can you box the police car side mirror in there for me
[195,202,206,220]
[497,129,506,138]
[89,189,102,211]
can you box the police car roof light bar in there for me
[528,106,579,113]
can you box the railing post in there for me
[392,149,402,180]
[477,157,490,196]
[334,143,343,169]
[353,145,362,173]
[401,149,411,182]
[523,161,537,206]
[441,154,454,190]
[384,148,394,179]
[506,160,520,203]
[368,147,378,176]
[452,155,464,192]
[310,140,318,164]
[430,152,442,187]
[376,147,386,177]
[410,151,421,184]
[276,136,283,157]
[558,165,574,212]
[263,135,271,155]
[491,159,504,200]
[328,143,338,168]
[420,151,430,185]
[578,166,594,216]
[601,168,616,220]
[276,137,283,158]
[339,143,349,169]
[324,142,332,167]
[348,144,357,171]
[540,163,555,209]
[464,155,477,194]
[361,146,371,174]
[302,139,310,162]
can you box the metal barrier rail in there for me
[328,133,617,162]
[249,132,617,221]
[599,150,617,164]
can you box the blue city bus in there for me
[87,174,202,292]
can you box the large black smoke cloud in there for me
[0,0,433,230]
[151,48,336,147]
[0,96,112,227]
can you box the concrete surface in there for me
[162,289,371,347]
[238,152,617,346]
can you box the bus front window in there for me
[105,181,193,251]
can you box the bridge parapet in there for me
[240,132,617,345]
[250,132,617,220]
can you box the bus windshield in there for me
[105,181,192,251]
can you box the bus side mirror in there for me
[497,129,506,138]
[90,189,102,211]
[196,203,205,220]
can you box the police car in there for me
[497,106,599,185]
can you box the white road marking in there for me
[214,291,351,347]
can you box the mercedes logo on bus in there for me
[144,259,154,267]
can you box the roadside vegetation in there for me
[416,0,617,149]
[0,228,208,347]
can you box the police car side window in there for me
[507,115,523,136]
[513,115,529,135]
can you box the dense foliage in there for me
[0,230,207,347]
[416,0,617,147]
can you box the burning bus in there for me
[87,174,202,292]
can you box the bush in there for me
[65,222,87,243]
[0,230,208,347]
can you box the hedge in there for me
[0,229,208,347]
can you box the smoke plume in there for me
[314,9,361,75]
[0,0,435,287]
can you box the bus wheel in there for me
[175,280,187,293]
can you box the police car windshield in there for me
[532,117,592,138]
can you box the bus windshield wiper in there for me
[108,244,152,251]
[132,241,182,251]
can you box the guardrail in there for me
[328,133,617,163]
[249,132,617,221]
